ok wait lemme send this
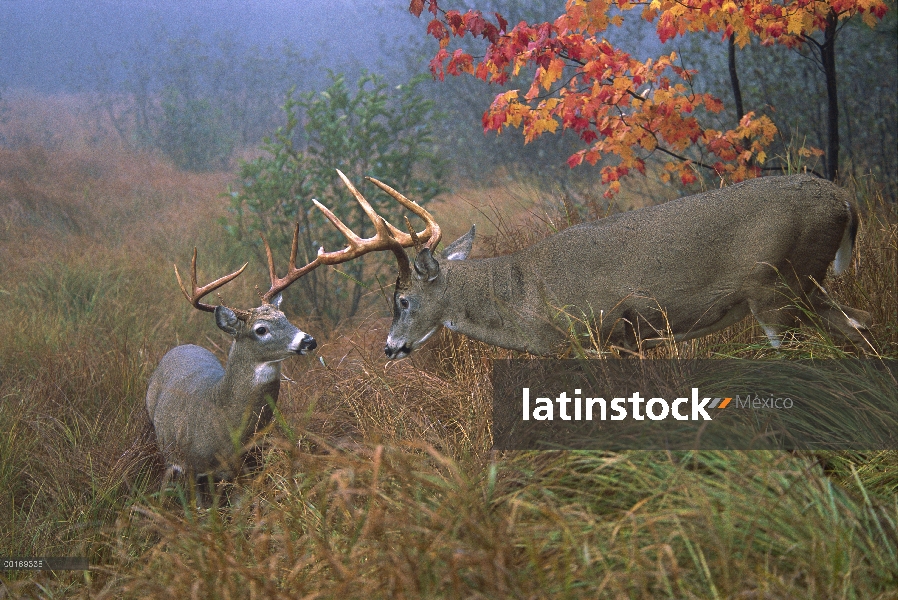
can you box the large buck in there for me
[372,174,872,358]
[145,170,439,498]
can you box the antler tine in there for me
[311,197,365,249]
[260,222,322,304]
[173,247,248,315]
[334,169,394,242]
[365,175,442,250]
[405,216,422,253]
[309,169,411,265]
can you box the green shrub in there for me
[226,72,446,323]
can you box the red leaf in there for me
[765,22,785,38]
[483,109,506,131]
[447,11,464,34]
[465,13,487,37]
[427,18,448,40]
[447,49,473,76]
[567,151,585,168]
[429,49,448,81]
[680,169,697,185]
[495,12,508,33]
[581,130,598,144]
[409,0,424,17]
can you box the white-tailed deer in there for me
[145,170,439,498]
[375,174,872,358]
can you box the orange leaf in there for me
[541,57,565,90]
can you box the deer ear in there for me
[413,248,440,282]
[440,225,474,261]
[268,293,283,310]
[214,305,241,336]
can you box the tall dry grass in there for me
[0,97,895,598]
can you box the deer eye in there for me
[399,297,410,310]
[254,326,268,336]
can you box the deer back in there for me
[386,175,861,356]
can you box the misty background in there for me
[1,0,895,199]
[1,1,418,92]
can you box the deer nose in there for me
[299,334,316,351]
[384,344,408,359]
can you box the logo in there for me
[521,388,732,421]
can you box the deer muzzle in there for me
[291,333,317,355]
[384,342,411,360]
[384,325,438,359]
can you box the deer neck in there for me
[214,342,282,438]
[441,257,555,355]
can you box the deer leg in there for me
[240,444,268,476]
[756,322,785,349]
[159,464,183,493]
[810,300,874,351]
[748,296,800,349]
[597,311,639,353]
[194,473,214,509]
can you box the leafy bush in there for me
[226,72,446,323]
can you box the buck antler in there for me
[363,173,442,251]
[258,222,311,305]
[175,170,440,311]
[174,248,251,319]
[257,169,441,304]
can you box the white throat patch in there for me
[253,362,282,384]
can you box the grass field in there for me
[1,97,896,598]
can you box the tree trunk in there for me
[728,34,745,121]
[728,33,753,169]
[821,9,840,182]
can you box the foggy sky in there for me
[0,0,420,92]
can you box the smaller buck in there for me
[146,170,438,497]
[362,174,872,357]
